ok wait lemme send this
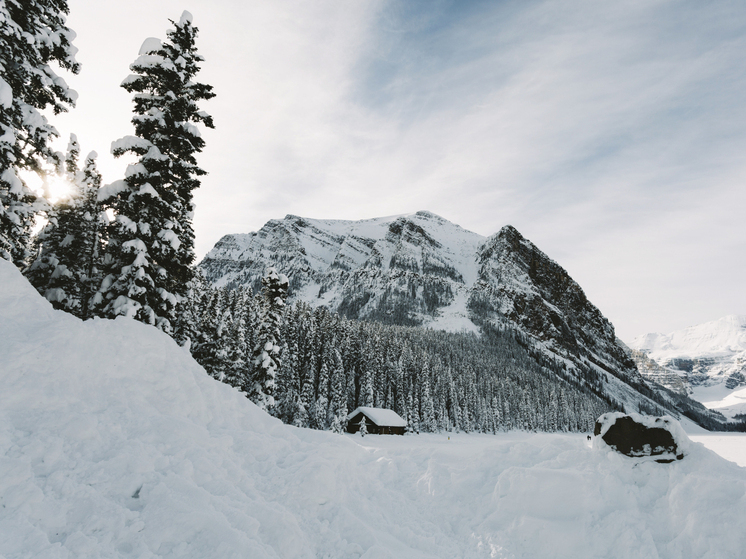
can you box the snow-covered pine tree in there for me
[420,363,436,432]
[330,414,344,434]
[172,269,208,349]
[0,0,79,266]
[25,137,106,318]
[358,415,368,437]
[97,11,214,332]
[247,267,289,411]
[329,348,347,430]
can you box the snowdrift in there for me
[2,259,746,559]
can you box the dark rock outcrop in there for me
[468,225,642,385]
[594,413,685,462]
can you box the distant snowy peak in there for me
[630,315,746,359]
[629,316,746,396]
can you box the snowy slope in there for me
[4,260,746,558]
[630,316,746,418]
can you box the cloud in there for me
[52,0,746,339]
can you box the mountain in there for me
[199,211,723,426]
[629,316,746,419]
[200,212,630,374]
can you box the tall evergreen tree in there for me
[25,137,106,318]
[247,267,289,411]
[0,0,79,266]
[97,11,214,332]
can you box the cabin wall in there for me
[345,413,404,435]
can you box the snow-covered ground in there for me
[690,383,746,419]
[2,259,746,559]
[689,434,746,468]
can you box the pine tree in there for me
[329,348,347,430]
[420,363,436,432]
[172,270,208,348]
[97,11,214,332]
[25,138,107,318]
[248,267,289,411]
[330,414,344,434]
[0,0,80,266]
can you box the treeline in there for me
[175,280,618,434]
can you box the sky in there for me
[49,0,745,342]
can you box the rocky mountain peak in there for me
[469,223,639,384]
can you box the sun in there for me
[44,174,75,204]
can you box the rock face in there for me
[199,211,483,330]
[594,412,686,462]
[468,225,641,384]
[630,349,689,396]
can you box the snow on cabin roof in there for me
[348,407,407,427]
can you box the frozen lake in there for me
[690,433,746,467]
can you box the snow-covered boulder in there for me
[594,412,689,462]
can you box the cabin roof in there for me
[348,407,407,427]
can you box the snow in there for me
[3,259,746,558]
[125,162,148,178]
[0,76,12,109]
[691,383,746,418]
[349,407,407,427]
[1,168,22,195]
[690,434,746,467]
[158,229,181,251]
[138,37,162,55]
[137,182,159,198]
[630,315,746,359]
[111,135,152,155]
[179,11,193,26]
[97,179,129,202]
[423,287,481,334]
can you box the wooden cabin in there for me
[347,407,407,435]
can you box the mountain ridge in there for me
[629,315,746,418]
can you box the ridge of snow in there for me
[138,37,162,55]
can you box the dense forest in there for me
[174,277,619,434]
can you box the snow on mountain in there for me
[201,210,485,333]
[632,316,746,359]
[2,259,746,559]
[629,316,746,418]
[201,212,636,378]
